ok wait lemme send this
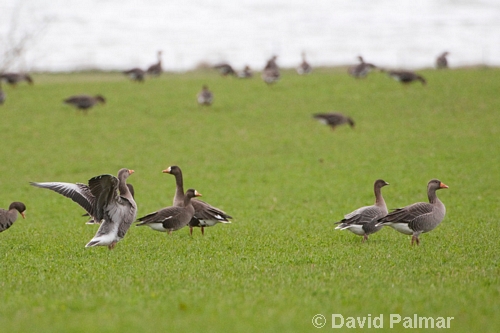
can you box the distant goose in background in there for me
[197,85,213,106]
[64,94,106,112]
[31,169,137,249]
[136,189,201,234]
[0,202,26,233]
[348,56,376,78]
[262,55,280,84]
[436,52,449,69]
[376,179,448,246]
[0,84,5,105]
[335,179,389,242]
[146,51,163,76]
[296,52,312,75]
[384,70,427,85]
[214,63,236,76]
[313,113,355,130]
[164,165,232,235]
[238,65,253,78]
[0,72,34,86]
[123,68,146,82]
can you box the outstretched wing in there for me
[30,182,95,216]
[88,174,119,222]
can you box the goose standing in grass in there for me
[262,55,280,84]
[197,85,213,106]
[384,70,427,85]
[313,113,355,130]
[136,189,201,234]
[376,179,448,246]
[238,65,253,78]
[146,50,162,76]
[348,56,376,78]
[296,52,312,75]
[164,165,232,235]
[214,63,236,76]
[0,84,5,105]
[0,72,34,86]
[335,179,389,242]
[31,168,137,249]
[0,202,26,233]
[436,52,449,69]
[123,68,146,82]
[64,94,106,112]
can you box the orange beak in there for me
[195,190,202,197]
[21,212,26,219]
[162,167,171,174]
[128,169,135,175]
[440,182,449,189]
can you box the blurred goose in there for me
[64,94,106,112]
[123,68,145,82]
[146,51,163,76]
[31,168,136,249]
[384,70,426,85]
[262,55,280,84]
[296,52,312,75]
[197,85,213,106]
[335,179,389,242]
[136,189,201,234]
[238,65,253,78]
[313,113,355,130]
[376,179,448,245]
[164,165,232,235]
[0,202,26,233]
[436,52,449,69]
[0,72,34,86]
[0,84,5,105]
[214,63,236,76]
[348,56,376,78]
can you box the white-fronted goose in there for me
[436,52,449,69]
[0,73,33,86]
[313,113,355,130]
[296,52,312,75]
[123,68,146,82]
[0,202,26,233]
[64,95,106,112]
[146,51,162,76]
[376,179,448,245]
[31,169,137,249]
[262,55,280,84]
[384,70,426,85]
[238,65,253,78]
[214,63,236,76]
[136,189,201,234]
[348,56,376,78]
[335,179,389,242]
[164,165,232,235]
[197,85,213,106]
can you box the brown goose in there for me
[238,65,253,78]
[214,63,236,76]
[376,179,448,245]
[296,52,312,75]
[348,56,376,78]
[262,55,280,84]
[64,94,106,112]
[123,68,145,82]
[146,50,162,76]
[0,202,26,233]
[436,52,449,69]
[197,85,213,106]
[31,169,137,249]
[0,73,34,86]
[164,166,232,235]
[313,113,355,130]
[384,70,426,85]
[136,189,201,234]
[335,179,389,242]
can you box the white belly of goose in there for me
[386,222,413,235]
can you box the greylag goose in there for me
[335,179,389,242]
[164,165,232,235]
[384,70,426,85]
[376,179,448,245]
[296,52,312,75]
[0,202,26,233]
[262,55,280,84]
[238,65,253,78]
[348,56,376,78]
[197,85,214,106]
[64,95,106,112]
[31,168,137,249]
[146,51,162,76]
[313,113,355,130]
[0,73,34,86]
[83,183,135,224]
[123,68,145,82]
[136,189,201,234]
[436,52,449,69]
[214,63,236,76]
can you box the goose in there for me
[384,70,426,85]
[0,202,26,233]
[197,85,213,106]
[313,113,355,130]
[436,52,449,69]
[376,179,448,245]
[31,168,137,249]
[64,95,106,112]
[123,68,146,82]
[348,56,376,78]
[296,52,312,75]
[0,84,5,105]
[238,65,253,78]
[0,72,34,86]
[164,165,232,235]
[146,51,162,76]
[83,183,135,224]
[262,55,280,84]
[136,189,201,234]
[214,63,236,76]
[335,179,389,242]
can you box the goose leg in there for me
[189,227,193,236]
[201,226,205,236]
[362,234,368,243]
[108,242,117,250]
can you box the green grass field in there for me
[0,67,499,332]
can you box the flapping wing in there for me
[30,182,95,216]
[88,174,119,222]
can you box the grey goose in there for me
[123,68,146,82]
[296,52,312,75]
[348,56,376,78]
[313,113,355,130]
[262,55,280,84]
[0,202,26,233]
[64,95,106,112]
[436,52,449,69]
[384,70,426,85]
[197,85,213,106]
[146,51,163,76]
[0,73,33,86]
